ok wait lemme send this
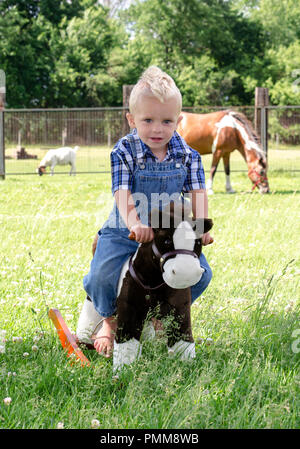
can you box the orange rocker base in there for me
[48,308,92,367]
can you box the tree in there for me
[265,41,300,105]
[0,6,54,107]
[48,5,128,106]
[122,0,265,105]
[0,1,128,107]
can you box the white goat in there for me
[37,146,79,176]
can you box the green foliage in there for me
[0,0,300,106]
[264,41,300,105]
[48,6,126,107]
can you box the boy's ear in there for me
[192,218,213,238]
[126,112,135,129]
[176,114,183,127]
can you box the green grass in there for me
[0,157,299,429]
[4,143,300,175]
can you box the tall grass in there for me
[0,164,299,429]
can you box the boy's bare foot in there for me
[93,316,117,358]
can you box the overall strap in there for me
[126,131,144,163]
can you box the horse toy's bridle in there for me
[129,238,198,292]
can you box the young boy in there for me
[81,66,213,357]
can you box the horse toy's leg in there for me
[113,299,147,373]
[160,293,196,360]
[222,153,235,193]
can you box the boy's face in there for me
[126,95,182,155]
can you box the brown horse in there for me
[177,110,269,194]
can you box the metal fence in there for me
[2,105,300,175]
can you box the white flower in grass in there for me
[23,352,29,357]
[91,419,100,429]
[12,336,23,343]
[32,345,39,352]
[284,302,294,312]
[4,397,12,406]
[57,422,64,429]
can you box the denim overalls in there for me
[83,133,212,317]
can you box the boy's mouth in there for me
[150,137,163,142]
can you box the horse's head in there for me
[247,154,269,194]
[150,204,213,289]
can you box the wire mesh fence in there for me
[3,105,300,175]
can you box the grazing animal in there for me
[177,110,269,194]
[37,146,79,176]
[76,205,213,372]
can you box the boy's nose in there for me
[153,125,161,134]
[152,122,163,133]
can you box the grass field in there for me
[4,142,300,175]
[0,149,299,430]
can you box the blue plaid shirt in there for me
[110,129,206,194]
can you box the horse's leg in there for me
[223,152,235,193]
[206,150,222,195]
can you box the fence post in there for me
[0,69,5,179]
[255,87,269,158]
[122,85,134,136]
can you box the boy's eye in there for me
[144,119,152,123]
[163,120,172,124]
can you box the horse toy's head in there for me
[247,153,270,194]
[148,203,213,289]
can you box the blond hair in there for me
[129,66,182,114]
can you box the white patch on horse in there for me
[162,221,204,289]
[211,124,223,154]
[168,340,196,360]
[212,112,264,156]
[113,338,142,373]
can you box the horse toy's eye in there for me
[164,238,172,246]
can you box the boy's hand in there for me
[202,232,214,246]
[129,223,154,243]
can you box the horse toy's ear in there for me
[192,218,213,239]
